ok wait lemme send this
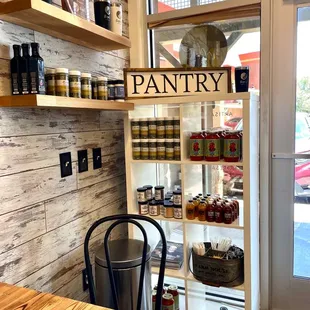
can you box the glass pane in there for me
[151,0,226,13]
[294,7,310,278]
[152,17,260,93]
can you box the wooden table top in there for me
[0,282,112,310]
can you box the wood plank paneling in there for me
[100,111,125,131]
[0,199,126,284]
[46,174,126,231]
[0,203,46,255]
[0,130,124,176]
[0,164,77,216]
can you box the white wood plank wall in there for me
[0,0,129,302]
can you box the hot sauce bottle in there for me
[224,130,240,162]
[192,197,200,218]
[186,200,195,220]
[190,132,204,161]
[206,199,215,222]
[198,199,207,221]
[215,202,223,223]
[232,196,240,217]
[223,202,233,224]
[205,130,220,161]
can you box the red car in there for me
[224,117,242,129]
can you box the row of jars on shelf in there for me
[186,194,240,224]
[190,129,243,162]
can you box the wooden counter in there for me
[0,283,112,310]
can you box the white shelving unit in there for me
[124,93,259,310]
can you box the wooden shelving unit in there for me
[0,0,131,52]
[0,95,134,111]
[125,93,259,310]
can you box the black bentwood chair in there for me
[84,214,167,310]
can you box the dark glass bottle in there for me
[20,43,30,95]
[10,45,22,95]
[29,43,46,94]
[94,0,111,30]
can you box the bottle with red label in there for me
[232,196,240,217]
[214,201,223,223]
[190,132,204,161]
[223,202,233,224]
[204,130,220,161]
[230,201,236,221]
[162,293,174,310]
[224,130,240,162]
[206,199,215,222]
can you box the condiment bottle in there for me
[198,199,207,221]
[174,205,182,219]
[81,73,92,99]
[206,199,215,222]
[166,139,174,160]
[156,118,165,138]
[114,79,125,101]
[69,70,81,98]
[174,139,181,161]
[98,76,108,100]
[192,197,200,218]
[140,118,148,139]
[131,118,140,139]
[141,139,149,160]
[215,202,223,223]
[108,80,115,100]
[132,139,141,160]
[165,117,174,139]
[157,139,166,160]
[29,43,45,94]
[20,43,30,95]
[190,132,204,161]
[224,130,240,162]
[186,200,195,220]
[149,200,159,216]
[232,196,240,217]
[164,201,174,218]
[173,116,180,138]
[55,68,69,97]
[10,44,22,95]
[205,130,220,161]
[92,77,98,99]
[46,69,56,96]
[148,117,157,138]
[149,139,157,160]
[223,202,233,224]
[138,201,148,215]
[111,1,122,35]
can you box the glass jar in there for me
[131,118,140,139]
[192,197,200,218]
[148,117,157,138]
[173,190,182,206]
[232,196,240,217]
[137,187,147,202]
[174,139,181,161]
[206,199,215,222]
[198,200,207,221]
[149,139,157,160]
[223,202,233,224]
[114,79,125,101]
[205,130,220,162]
[159,200,165,216]
[157,118,165,138]
[98,76,108,100]
[108,80,115,100]
[224,130,240,162]
[165,117,174,139]
[141,139,149,160]
[81,73,92,99]
[174,205,182,219]
[164,202,174,218]
[132,139,140,160]
[186,200,195,220]
[215,202,223,223]
[155,185,165,201]
[218,130,225,159]
[140,118,148,139]
[69,70,81,98]
[46,68,56,96]
[190,132,204,161]
[138,201,148,215]
[173,116,180,138]
[92,77,98,99]
[55,68,69,97]
[157,139,165,160]
[165,139,174,160]
[149,200,159,216]
[143,185,153,201]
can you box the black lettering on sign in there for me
[209,72,224,91]
[179,73,194,93]
[195,73,210,92]
[144,75,161,94]
[132,75,144,94]
[161,74,178,93]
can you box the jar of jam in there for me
[173,205,182,219]
[215,202,223,223]
[232,196,240,217]
[224,130,240,162]
[155,186,165,201]
[205,130,220,161]
[198,200,207,221]
[223,202,233,224]
[206,199,215,222]
[143,185,153,201]
[158,200,165,216]
[190,132,204,161]
[173,190,182,206]
[138,201,148,215]
[186,200,195,220]
[164,201,174,218]
[149,200,159,216]
[193,197,200,218]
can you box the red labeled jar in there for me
[190,132,204,161]
[223,202,233,224]
[206,199,215,222]
[204,130,220,162]
[224,130,240,162]
[214,202,223,223]
[162,293,174,310]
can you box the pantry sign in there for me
[124,67,231,99]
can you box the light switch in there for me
[78,150,88,173]
[59,152,72,178]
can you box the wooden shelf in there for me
[0,0,131,52]
[131,159,243,166]
[152,266,186,280]
[0,95,134,111]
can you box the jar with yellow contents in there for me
[81,73,92,99]
[55,68,69,97]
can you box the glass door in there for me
[271,1,310,309]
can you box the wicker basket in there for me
[191,242,244,287]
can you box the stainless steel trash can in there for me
[95,239,152,310]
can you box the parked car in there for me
[224,117,242,129]
[223,113,310,202]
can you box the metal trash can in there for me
[95,239,152,310]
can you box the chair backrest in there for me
[84,214,167,310]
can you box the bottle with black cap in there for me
[20,43,30,95]
[94,0,111,30]
[10,45,22,95]
[29,42,46,94]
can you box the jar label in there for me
[137,192,146,202]
[190,139,203,157]
[207,211,214,217]
[173,195,182,205]
[160,205,165,216]
[155,190,163,200]
[205,139,220,158]
[224,213,232,219]
[174,208,182,219]
[139,203,148,215]
[146,189,152,200]
[224,139,240,158]
[149,205,158,216]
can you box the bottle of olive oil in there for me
[20,43,30,95]
[10,45,22,95]
[29,43,46,94]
